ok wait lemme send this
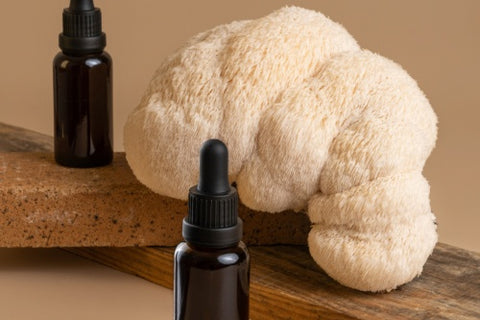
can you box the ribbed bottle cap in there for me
[182,140,242,248]
[59,0,106,54]
[187,188,238,228]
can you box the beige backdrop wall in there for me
[0,0,478,252]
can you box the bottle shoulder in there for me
[175,241,249,269]
[53,51,112,69]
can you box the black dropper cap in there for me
[59,0,106,54]
[182,139,242,248]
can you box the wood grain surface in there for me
[67,243,480,320]
[2,122,480,319]
[0,122,53,152]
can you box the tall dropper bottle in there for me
[53,0,113,167]
[174,139,250,320]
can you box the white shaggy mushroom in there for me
[124,6,438,292]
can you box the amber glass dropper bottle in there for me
[174,139,250,320]
[53,0,113,167]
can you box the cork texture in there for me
[0,152,309,248]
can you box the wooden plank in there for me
[0,122,53,152]
[3,122,480,318]
[68,243,480,320]
[0,151,308,247]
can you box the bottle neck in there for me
[186,241,240,252]
[61,49,104,57]
[182,218,243,249]
[59,32,106,56]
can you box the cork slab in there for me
[0,152,309,248]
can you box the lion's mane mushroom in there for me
[124,6,437,292]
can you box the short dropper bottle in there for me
[174,139,250,320]
[53,0,113,168]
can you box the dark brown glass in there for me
[53,51,113,167]
[174,241,250,320]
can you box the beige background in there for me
[0,0,478,252]
[0,248,172,319]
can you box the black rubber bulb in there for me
[69,0,94,12]
[197,139,230,195]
